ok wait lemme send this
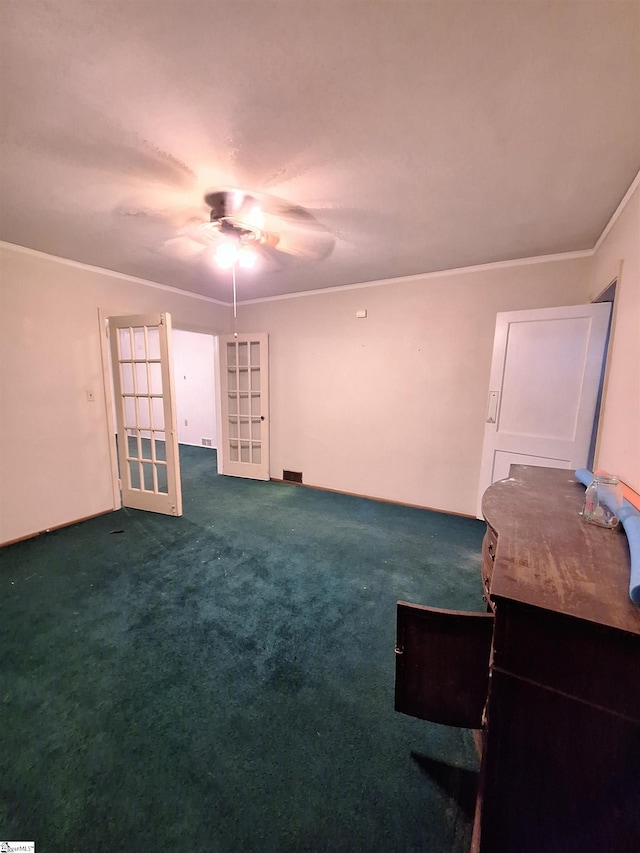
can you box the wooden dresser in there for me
[395,465,640,852]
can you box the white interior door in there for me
[109,312,182,516]
[217,333,269,480]
[476,302,611,517]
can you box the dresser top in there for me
[482,465,640,635]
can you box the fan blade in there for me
[305,206,389,234]
[162,235,209,260]
[27,121,198,190]
[116,206,172,228]
[261,210,334,262]
[114,189,208,230]
[254,242,290,271]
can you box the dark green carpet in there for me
[1,446,486,852]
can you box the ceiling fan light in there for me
[238,245,257,269]
[215,241,238,269]
[245,204,264,230]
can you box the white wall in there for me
[236,257,592,516]
[172,329,217,448]
[590,183,640,494]
[0,244,230,544]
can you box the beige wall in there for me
[3,190,635,543]
[590,184,640,494]
[236,258,592,515]
[0,245,230,544]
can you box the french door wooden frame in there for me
[216,333,270,480]
[108,312,182,516]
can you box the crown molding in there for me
[238,249,594,305]
[0,239,598,309]
[0,241,229,307]
[592,167,640,255]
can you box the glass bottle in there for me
[581,474,623,528]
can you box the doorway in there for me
[172,329,218,451]
[101,316,219,517]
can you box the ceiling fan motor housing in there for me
[200,190,265,245]
[195,188,332,257]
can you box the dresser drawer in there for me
[492,600,640,720]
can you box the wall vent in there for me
[283,470,303,484]
[201,438,213,447]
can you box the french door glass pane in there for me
[142,461,154,491]
[119,328,132,360]
[124,397,136,427]
[149,363,163,395]
[138,398,151,430]
[132,327,145,359]
[135,362,148,394]
[121,362,134,394]
[156,463,168,494]
[128,459,140,489]
[154,434,167,461]
[147,327,161,360]
[152,397,165,430]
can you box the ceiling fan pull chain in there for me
[232,263,237,320]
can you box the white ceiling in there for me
[1,1,639,302]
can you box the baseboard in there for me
[269,478,475,519]
[0,509,116,548]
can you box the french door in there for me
[217,333,269,480]
[108,313,182,516]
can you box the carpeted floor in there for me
[1,446,486,852]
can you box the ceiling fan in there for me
[162,187,336,271]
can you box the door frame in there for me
[98,308,122,511]
[590,269,619,470]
